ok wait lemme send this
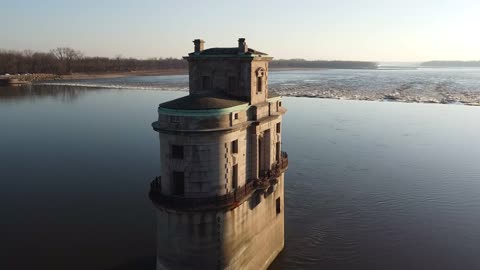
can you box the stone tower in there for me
[149,38,288,270]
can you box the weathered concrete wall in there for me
[157,104,283,198]
[247,115,283,178]
[159,128,248,197]
[188,59,252,98]
[155,174,285,270]
[250,60,269,105]
[188,57,270,106]
[156,109,248,131]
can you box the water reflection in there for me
[0,85,100,103]
[2,86,480,270]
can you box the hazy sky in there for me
[1,0,479,61]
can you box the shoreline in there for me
[4,67,390,82]
[3,69,189,82]
[6,67,349,82]
[59,69,188,80]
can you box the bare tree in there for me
[0,47,189,74]
[50,47,83,74]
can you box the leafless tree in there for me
[50,47,83,74]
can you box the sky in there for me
[1,0,480,62]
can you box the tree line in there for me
[0,48,378,75]
[0,48,187,75]
[269,59,377,69]
[421,61,480,67]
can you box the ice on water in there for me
[39,68,480,106]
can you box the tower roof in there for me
[159,91,280,110]
[159,93,248,110]
[189,47,267,57]
[186,38,271,59]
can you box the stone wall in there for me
[188,57,270,105]
[155,174,285,270]
[159,129,248,197]
[156,109,248,131]
[250,60,269,105]
[188,58,252,98]
[158,112,283,197]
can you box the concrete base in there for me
[154,174,284,270]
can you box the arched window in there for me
[257,76,263,93]
[256,68,265,93]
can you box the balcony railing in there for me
[149,151,288,211]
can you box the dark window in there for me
[276,142,280,161]
[257,77,262,93]
[228,76,237,91]
[170,116,181,123]
[172,145,183,159]
[232,140,238,154]
[258,137,262,174]
[202,76,211,90]
[173,171,184,196]
[276,123,281,133]
[276,197,281,215]
[232,164,238,189]
[234,113,239,120]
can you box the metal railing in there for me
[149,152,288,211]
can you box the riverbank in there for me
[3,69,188,82]
[59,69,188,80]
[5,68,379,83]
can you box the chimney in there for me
[193,39,205,53]
[238,38,248,53]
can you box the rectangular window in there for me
[234,113,239,120]
[257,77,262,93]
[276,122,281,133]
[173,171,184,196]
[202,76,211,90]
[232,164,238,189]
[258,137,262,174]
[232,140,238,154]
[276,142,280,161]
[171,145,184,159]
[276,197,281,215]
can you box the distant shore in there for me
[5,68,332,82]
[2,69,189,82]
[61,69,189,80]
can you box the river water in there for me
[2,69,480,270]
[41,67,480,105]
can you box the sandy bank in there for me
[59,69,188,80]
[4,69,188,82]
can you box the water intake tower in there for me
[149,38,288,270]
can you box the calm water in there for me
[2,81,480,269]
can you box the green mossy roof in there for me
[159,91,281,110]
[159,93,248,110]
